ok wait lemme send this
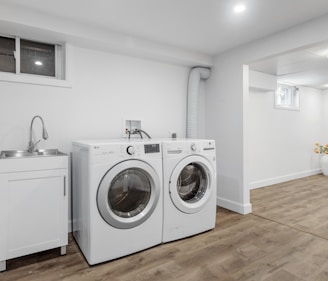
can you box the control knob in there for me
[191,143,196,151]
[127,145,135,155]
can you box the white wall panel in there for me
[0,46,190,227]
[248,87,323,189]
[0,46,189,153]
[206,14,328,214]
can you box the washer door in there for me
[97,160,160,229]
[169,156,214,214]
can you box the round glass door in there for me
[177,163,207,203]
[109,169,151,218]
[169,156,214,214]
[97,160,160,229]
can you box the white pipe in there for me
[187,67,211,138]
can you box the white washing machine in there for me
[162,139,216,243]
[72,139,163,265]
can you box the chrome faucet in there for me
[28,115,48,152]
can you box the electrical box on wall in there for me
[123,119,142,137]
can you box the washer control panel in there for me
[124,143,161,157]
[144,143,160,154]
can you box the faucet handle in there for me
[28,139,41,152]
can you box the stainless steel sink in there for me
[0,149,66,159]
[35,149,65,156]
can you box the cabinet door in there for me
[0,174,8,261]
[4,170,67,260]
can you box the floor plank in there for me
[1,174,328,280]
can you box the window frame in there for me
[274,83,300,111]
[0,34,70,88]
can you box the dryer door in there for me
[97,160,160,229]
[169,155,214,214]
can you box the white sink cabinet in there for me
[0,155,68,272]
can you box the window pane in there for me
[275,84,300,110]
[0,36,15,73]
[280,86,292,106]
[20,39,55,77]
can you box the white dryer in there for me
[162,139,216,243]
[72,139,163,265]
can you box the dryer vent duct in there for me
[187,67,211,139]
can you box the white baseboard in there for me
[217,197,252,215]
[249,169,322,190]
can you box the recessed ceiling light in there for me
[35,61,43,66]
[234,4,246,13]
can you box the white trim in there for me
[243,65,251,215]
[217,196,252,215]
[249,169,322,190]
[0,71,71,88]
[273,106,300,111]
[55,44,60,79]
[15,36,20,74]
[63,43,70,82]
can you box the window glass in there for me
[20,39,55,77]
[0,36,15,73]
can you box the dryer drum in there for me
[177,163,207,203]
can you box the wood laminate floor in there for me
[2,174,328,281]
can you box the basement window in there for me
[275,84,300,110]
[0,35,68,87]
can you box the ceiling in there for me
[250,41,328,90]
[2,0,328,89]
[2,0,328,55]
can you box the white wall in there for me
[206,14,328,214]
[248,86,323,189]
[0,46,189,153]
[0,45,190,228]
[324,91,328,141]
